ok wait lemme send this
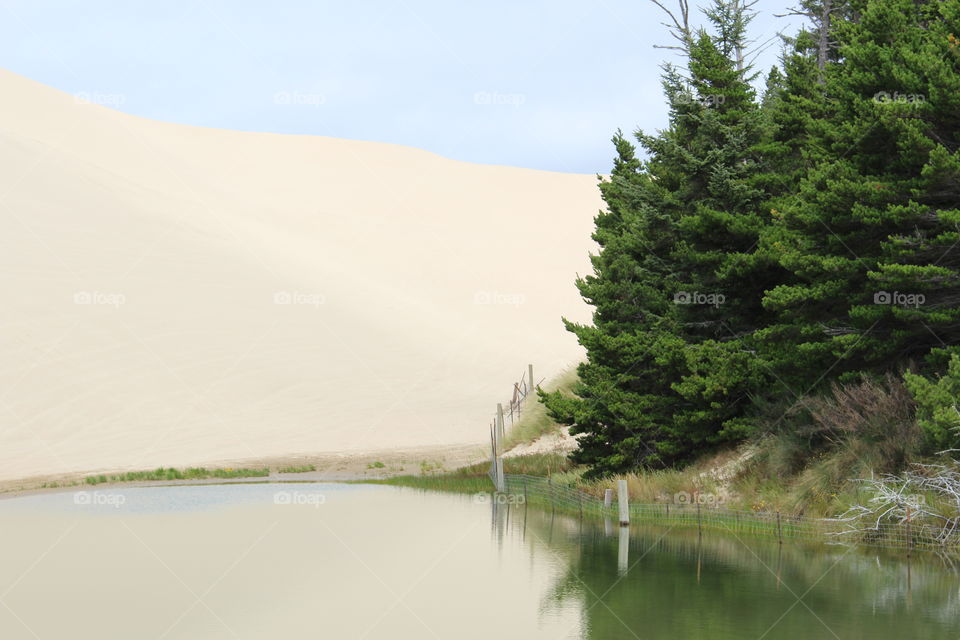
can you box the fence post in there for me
[528,364,534,395]
[906,506,913,556]
[776,510,783,545]
[496,456,505,493]
[618,479,630,526]
[495,407,505,493]
[696,494,702,536]
[497,403,505,445]
[604,488,613,510]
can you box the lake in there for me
[0,483,957,638]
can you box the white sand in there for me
[0,68,600,481]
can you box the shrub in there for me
[904,355,960,452]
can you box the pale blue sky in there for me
[0,0,799,173]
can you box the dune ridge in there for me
[0,68,600,481]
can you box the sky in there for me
[0,0,800,173]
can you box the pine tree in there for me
[542,4,780,475]
[763,0,960,395]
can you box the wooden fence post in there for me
[528,364,534,395]
[906,506,913,556]
[618,479,630,526]
[495,406,505,492]
[497,403,505,445]
[776,510,783,545]
[604,488,613,509]
[696,494,702,536]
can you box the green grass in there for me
[277,464,316,473]
[367,461,386,469]
[364,452,575,493]
[84,466,269,485]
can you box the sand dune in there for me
[0,69,600,481]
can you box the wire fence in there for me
[487,472,960,552]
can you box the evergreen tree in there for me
[763,0,960,395]
[542,4,779,475]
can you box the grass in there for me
[277,465,316,473]
[364,452,574,493]
[503,367,579,450]
[84,466,269,485]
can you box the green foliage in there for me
[277,465,316,473]
[84,467,269,485]
[544,3,781,476]
[549,0,960,478]
[904,355,960,451]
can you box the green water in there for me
[0,484,956,638]
[515,506,959,639]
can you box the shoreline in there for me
[0,442,487,499]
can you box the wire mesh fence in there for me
[487,472,960,552]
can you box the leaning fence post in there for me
[617,479,630,526]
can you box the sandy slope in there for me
[0,68,600,481]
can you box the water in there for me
[0,484,957,639]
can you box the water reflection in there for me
[0,484,956,640]
[492,498,960,639]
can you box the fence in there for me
[484,364,958,552]
[485,472,960,553]
[488,363,543,493]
